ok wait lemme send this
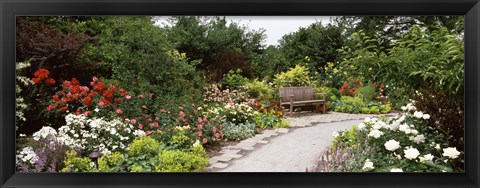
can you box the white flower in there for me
[332,131,340,138]
[390,168,403,172]
[420,154,434,162]
[411,130,418,135]
[442,147,461,159]
[401,106,407,111]
[413,111,424,119]
[90,162,95,167]
[404,147,420,160]
[384,140,401,151]
[357,123,366,131]
[435,144,441,150]
[399,124,410,132]
[94,108,100,112]
[193,140,201,147]
[362,159,374,171]
[364,117,371,123]
[388,121,400,131]
[110,129,117,135]
[19,134,26,137]
[32,126,57,141]
[413,134,425,144]
[133,130,146,137]
[368,130,384,139]
[422,114,430,120]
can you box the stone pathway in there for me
[207,112,398,171]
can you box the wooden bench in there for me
[279,87,327,114]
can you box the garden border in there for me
[1,0,479,188]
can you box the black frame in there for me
[1,0,479,188]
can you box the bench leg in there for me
[290,105,293,115]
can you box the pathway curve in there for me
[208,112,398,172]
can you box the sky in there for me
[155,16,332,46]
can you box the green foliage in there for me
[332,96,390,114]
[154,146,208,172]
[164,130,195,150]
[221,121,256,141]
[273,65,312,87]
[273,118,290,129]
[356,85,376,101]
[254,112,283,129]
[332,125,358,148]
[128,136,164,157]
[245,79,273,100]
[61,150,95,172]
[251,45,290,81]
[98,152,126,172]
[223,69,249,89]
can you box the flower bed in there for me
[318,102,464,172]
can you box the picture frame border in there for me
[1,0,479,187]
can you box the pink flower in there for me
[155,116,160,121]
[92,76,98,82]
[116,109,123,114]
[148,93,153,98]
[142,105,147,109]
[203,138,208,143]
[197,117,202,123]
[219,124,223,129]
[212,127,217,132]
[179,111,185,119]
[84,111,91,116]
[138,94,144,99]
[150,122,158,128]
[130,119,137,124]
[146,131,151,136]
[198,131,203,137]
[179,106,183,111]
[197,124,203,130]
[125,95,131,99]
[161,109,166,113]
[215,133,221,139]
[138,123,143,129]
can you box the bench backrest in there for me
[279,87,315,103]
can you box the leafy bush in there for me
[223,69,249,89]
[356,85,376,101]
[273,65,312,87]
[127,136,164,172]
[61,150,95,172]
[98,152,126,172]
[273,118,290,129]
[245,79,273,100]
[332,96,391,114]
[154,145,208,172]
[320,103,464,172]
[221,121,256,141]
[254,112,283,129]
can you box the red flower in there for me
[82,97,93,106]
[179,111,185,119]
[44,78,55,86]
[53,95,59,101]
[215,133,221,139]
[93,82,107,92]
[71,78,80,86]
[59,106,68,113]
[219,124,223,130]
[355,79,360,83]
[98,99,110,107]
[84,111,91,116]
[75,108,82,115]
[46,105,55,111]
[161,109,166,113]
[117,89,128,96]
[103,89,114,99]
[88,92,97,98]
[373,82,377,88]
[146,131,151,136]
[32,77,42,84]
[342,82,349,88]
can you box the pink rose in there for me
[198,131,203,137]
[179,106,183,111]
[142,105,147,109]
[84,111,91,116]
[138,94,144,99]
[138,123,143,129]
[125,95,132,99]
[179,111,185,119]
[161,109,166,113]
[212,127,217,132]
[203,138,208,143]
[215,133,221,139]
[130,119,137,124]
[116,109,123,114]
[197,124,203,130]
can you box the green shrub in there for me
[222,121,256,141]
[61,150,95,172]
[273,65,311,87]
[379,104,392,114]
[163,129,195,150]
[154,145,208,172]
[245,79,273,100]
[223,69,249,89]
[254,112,282,129]
[369,106,380,114]
[273,118,290,128]
[360,107,370,114]
[333,96,390,114]
[356,85,376,101]
[127,136,164,172]
[98,152,126,172]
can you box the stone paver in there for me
[207,111,398,171]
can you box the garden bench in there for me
[279,87,327,114]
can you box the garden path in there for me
[208,112,398,172]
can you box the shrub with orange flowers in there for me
[338,79,363,96]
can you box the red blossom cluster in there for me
[339,79,363,96]
[195,116,223,143]
[32,68,56,86]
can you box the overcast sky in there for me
[156,16,332,46]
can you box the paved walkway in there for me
[208,112,397,172]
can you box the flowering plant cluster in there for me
[338,79,362,96]
[32,68,56,86]
[203,83,253,105]
[321,102,463,172]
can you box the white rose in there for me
[413,134,425,144]
[401,106,407,111]
[364,117,371,123]
[362,159,374,171]
[332,131,340,138]
[390,168,403,172]
[413,111,424,119]
[384,140,401,151]
[422,114,431,119]
[442,147,461,159]
[368,130,384,139]
[404,147,420,160]
[423,154,434,161]
[357,123,366,131]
